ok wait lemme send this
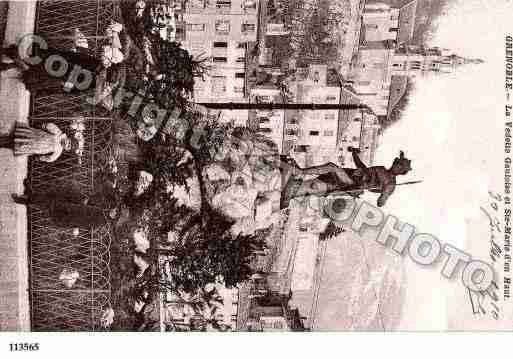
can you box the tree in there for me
[146,37,209,109]
[119,5,209,121]
[168,287,228,331]
[143,143,194,191]
[160,209,266,294]
[110,1,271,330]
[133,168,266,295]
[140,108,232,216]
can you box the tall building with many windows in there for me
[249,86,285,152]
[284,65,343,167]
[182,0,259,104]
[349,0,417,117]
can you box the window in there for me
[242,22,256,33]
[258,127,272,133]
[326,96,337,102]
[410,61,422,70]
[213,41,228,48]
[236,56,245,63]
[206,113,219,121]
[189,40,206,54]
[309,131,320,136]
[212,57,228,62]
[215,20,230,34]
[186,23,205,31]
[256,95,271,102]
[389,27,399,32]
[273,321,283,329]
[287,118,298,125]
[235,72,245,79]
[324,113,336,120]
[259,117,270,124]
[189,0,206,8]
[243,0,257,10]
[312,71,320,83]
[286,129,298,136]
[211,76,227,94]
[233,86,244,93]
[352,136,358,142]
[216,0,231,8]
[323,130,334,136]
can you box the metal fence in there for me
[28,0,116,331]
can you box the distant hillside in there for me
[375,0,454,131]
[378,0,454,45]
[381,80,415,131]
[270,0,351,66]
[411,0,454,44]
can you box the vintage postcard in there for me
[0,0,512,338]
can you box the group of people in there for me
[1,22,130,229]
[0,22,127,163]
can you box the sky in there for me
[374,0,509,246]
[370,0,513,330]
[307,0,513,331]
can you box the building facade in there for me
[182,0,259,103]
[361,2,400,44]
[247,86,285,152]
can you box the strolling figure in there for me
[12,185,108,229]
[0,42,101,93]
[0,23,125,94]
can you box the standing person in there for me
[11,187,109,229]
[0,23,125,94]
[0,41,101,93]
[0,122,71,162]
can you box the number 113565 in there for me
[9,343,40,352]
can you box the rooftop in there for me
[397,0,418,44]
[387,75,409,117]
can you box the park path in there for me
[0,1,37,331]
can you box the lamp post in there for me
[196,101,369,111]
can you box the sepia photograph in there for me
[0,0,512,342]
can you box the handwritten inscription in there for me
[467,281,500,320]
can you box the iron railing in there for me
[28,0,115,331]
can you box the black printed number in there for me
[9,343,40,352]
